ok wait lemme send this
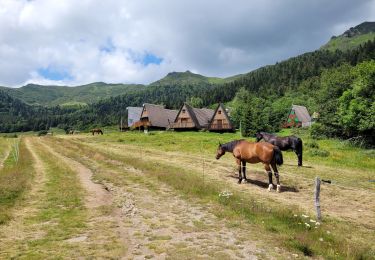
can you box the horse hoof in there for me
[238,179,242,184]
[268,184,273,191]
[277,185,281,193]
[242,179,248,184]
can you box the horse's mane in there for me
[221,139,245,152]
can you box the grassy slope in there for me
[150,70,241,86]
[321,32,375,51]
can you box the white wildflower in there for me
[301,214,309,218]
[310,219,316,223]
[304,223,311,228]
[293,214,298,217]
[315,222,320,226]
[219,190,233,198]
[319,238,324,242]
[327,230,331,234]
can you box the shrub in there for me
[305,140,319,149]
[37,130,48,136]
[308,148,330,157]
[310,123,326,139]
[2,134,18,138]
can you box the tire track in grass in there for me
[0,138,47,258]
[38,139,128,257]
[0,139,11,169]
[44,137,272,259]
[0,137,124,258]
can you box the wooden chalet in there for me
[134,103,178,130]
[171,103,214,131]
[284,105,312,128]
[208,103,234,132]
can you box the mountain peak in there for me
[321,21,375,51]
[341,21,375,38]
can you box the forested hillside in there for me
[0,82,146,107]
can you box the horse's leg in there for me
[242,160,247,183]
[265,164,273,191]
[271,162,281,192]
[237,159,243,184]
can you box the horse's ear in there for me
[218,142,222,147]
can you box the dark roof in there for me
[142,103,178,128]
[292,105,311,123]
[192,107,214,128]
[174,103,214,129]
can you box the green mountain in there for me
[0,82,146,107]
[150,70,239,86]
[321,21,375,51]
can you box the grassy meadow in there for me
[0,129,374,258]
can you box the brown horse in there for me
[91,128,103,135]
[216,140,284,192]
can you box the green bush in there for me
[308,148,330,157]
[310,123,326,139]
[2,134,18,138]
[305,140,319,149]
[37,130,48,136]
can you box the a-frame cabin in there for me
[172,103,214,131]
[208,103,234,132]
[283,105,312,128]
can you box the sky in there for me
[0,0,374,87]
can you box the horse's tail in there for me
[273,146,283,166]
[296,137,303,166]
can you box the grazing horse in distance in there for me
[256,132,303,166]
[216,140,284,192]
[91,128,103,135]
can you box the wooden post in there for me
[202,158,205,186]
[315,177,322,221]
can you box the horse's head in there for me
[216,142,225,160]
[255,132,263,142]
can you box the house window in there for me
[218,110,222,114]
[182,109,186,113]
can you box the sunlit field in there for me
[0,130,374,258]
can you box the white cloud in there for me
[0,0,374,87]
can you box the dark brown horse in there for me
[91,128,103,135]
[216,140,283,192]
[256,132,303,166]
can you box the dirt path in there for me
[45,137,273,259]
[38,140,129,253]
[83,141,375,230]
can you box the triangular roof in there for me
[126,107,143,126]
[141,103,178,128]
[209,103,234,129]
[174,103,214,129]
[291,105,311,123]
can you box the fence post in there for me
[315,177,321,221]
